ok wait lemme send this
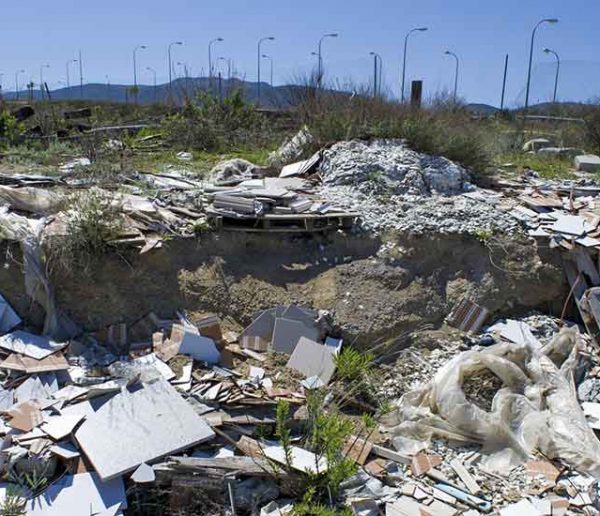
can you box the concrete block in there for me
[575,154,600,173]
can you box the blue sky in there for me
[1,0,598,106]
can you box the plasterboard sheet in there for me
[263,443,328,474]
[272,318,319,355]
[75,379,214,480]
[286,337,336,385]
[0,331,66,360]
[42,414,85,440]
[552,215,587,237]
[172,323,220,364]
[0,352,69,373]
[0,295,21,334]
[27,473,126,516]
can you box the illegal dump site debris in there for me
[5,130,600,515]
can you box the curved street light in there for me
[543,47,560,103]
[262,54,273,88]
[369,52,383,97]
[208,37,224,79]
[401,27,428,103]
[257,36,275,106]
[444,50,459,103]
[133,44,147,103]
[524,18,558,111]
[317,33,338,89]
[146,66,157,102]
[167,41,183,103]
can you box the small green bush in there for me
[0,111,24,148]
[162,90,270,152]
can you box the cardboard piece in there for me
[0,352,69,373]
[75,379,214,480]
[286,337,335,384]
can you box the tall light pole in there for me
[105,74,110,100]
[317,33,338,89]
[208,37,224,80]
[262,54,273,88]
[444,50,459,103]
[39,64,50,100]
[168,41,183,104]
[133,44,147,104]
[257,36,275,106]
[525,18,558,111]
[78,49,83,99]
[369,52,382,97]
[401,27,428,103]
[543,47,560,104]
[66,59,77,99]
[218,57,232,81]
[15,70,24,101]
[146,67,157,102]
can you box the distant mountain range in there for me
[1,77,308,108]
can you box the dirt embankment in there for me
[0,231,566,347]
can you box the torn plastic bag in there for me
[0,185,64,215]
[382,327,600,477]
[0,207,78,340]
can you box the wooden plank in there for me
[449,458,482,495]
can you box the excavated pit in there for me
[0,230,567,347]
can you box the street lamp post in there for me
[208,37,224,81]
[317,33,338,89]
[133,44,147,104]
[401,27,428,103]
[257,36,275,106]
[444,50,459,103]
[146,67,157,102]
[39,64,50,101]
[262,54,273,88]
[15,70,24,101]
[525,18,558,111]
[543,47,560,103]
[369,52,382,97]
[66,59,77,99]
[105,75,110,100]
[168,41,183,104]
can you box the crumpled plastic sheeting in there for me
[382,327,600,477]
[0,185,64,215]
[0,207,78,340]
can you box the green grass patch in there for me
[496,152,576,180]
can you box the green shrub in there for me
[0,111,24,148]
[162,90,270,152]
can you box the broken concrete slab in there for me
[286,336,336,384]
[0,331,66,360]
[130,462,156,483]
[272,318,319,355]
[75,379,214,480]
[551,215,589,237]
[26,472,126,516]
[575,154,600,173]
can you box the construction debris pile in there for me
[0,298,352,514]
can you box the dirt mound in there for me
[0,230,565,348]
